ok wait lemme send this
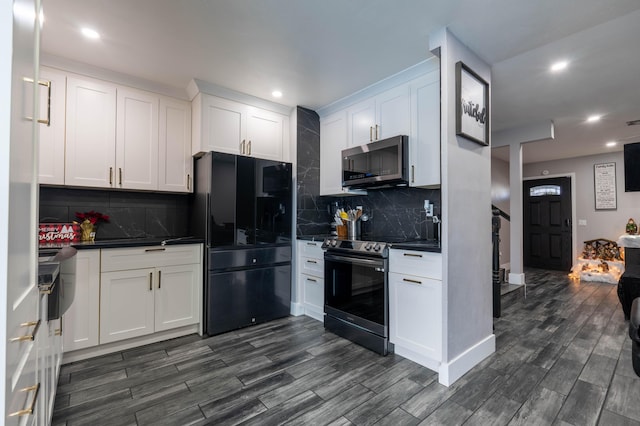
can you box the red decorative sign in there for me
[38,223,80,246]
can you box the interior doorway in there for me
[523,176,573,271]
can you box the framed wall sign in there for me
[455,61,489,146]
[594,162,617,210]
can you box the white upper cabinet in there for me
[116,87,159,190]
[319,60,441,192]
[409,70,440,188]
[376,84,411,140]
[54,70,192,192]
[347,98,376,147]
[65,75,117,188]
[38,67,66,185]
[159,97,193,192]
[347,85,410,147]
[245,106,284,161]
[192,93,288,161]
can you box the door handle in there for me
[240,140,246,154]
[109,167,113,185]
[149,272,153,291]
[369,126,373,142]
[23,77,51,125]
[247,140,252,155]
[375,124,379,140]
[158,270,162,289]
[119,168,123,185]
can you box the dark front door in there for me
[523,177,572,271]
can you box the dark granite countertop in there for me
[71,236,204,250]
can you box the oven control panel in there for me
[321,238,389,256]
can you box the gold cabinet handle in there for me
[8,383,40,417]
[54,328,62,336]
[247,140,252,155]
[240,139,245,154]
[403,253,423,258]
[149,272,153,291]
[10,320,41,342]
[23,77,51,125]
[403,278,422,285]
[369,126,373,142]
[187,174,191,191]
[375,124,379,140]
[109,167,113,185]
[158,270,162,289]
[119,168,123,185]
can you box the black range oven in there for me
[321,238,390,355]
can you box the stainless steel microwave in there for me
[342,135,408,189]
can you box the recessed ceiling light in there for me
[550,61,568,72]
[606,141,617,147]
[271,90,283,99]
[81,27,100,40]
[586,115,602,123]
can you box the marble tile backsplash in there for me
[39,187,190,240]
[296,106,441,240]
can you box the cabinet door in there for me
[376,84,410,140]
[389,272,442,361]
[320,111,348,196]
[62,250,100,352]
[245,107,284,161]
[410,72,440,187]
[100,268,155,344]
[155,264,200,332]
[116,87,159,190]
[65,75,116,188]
[38,67,66,185]
[201,95,244,155]
[347,98,376,146]
[301,273,324,320]
[159,97,192,192]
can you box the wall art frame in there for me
[455,61,489,146]
[594,162,617,210]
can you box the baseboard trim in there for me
[438,334,495,386]
[62,324,200,364]
[304,309,324,323]
[393,345,440,373]
[508,272,526,285]
[290,302,305,316]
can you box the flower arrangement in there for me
[75,210,110,225]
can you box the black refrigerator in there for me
[191,151,293,336]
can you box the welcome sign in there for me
[455,61,489,146]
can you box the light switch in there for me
[578,219,587,226]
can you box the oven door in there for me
[324,252,388,337]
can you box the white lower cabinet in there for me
[62,250,100,352]
[389,249,442,364]
[155,264,200,331]
[100,246,202,344]
[296,240,324,321]
[61,244,202,360]
[100,267,156,344]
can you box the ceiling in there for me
[40,0,640,164]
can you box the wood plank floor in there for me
[53,269,640,425]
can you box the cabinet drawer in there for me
[389,249,442,280]
[101,244,201,272]
[297,240,324,258]
[299,256,323,277]
[300,273,324,312]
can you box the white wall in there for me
[524,151,640,253]
[491,157,511,267]
[430,28,494,384]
